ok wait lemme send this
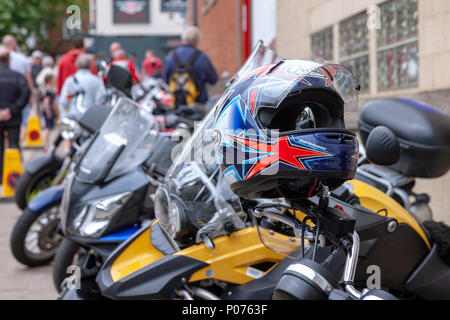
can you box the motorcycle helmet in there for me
[214,59,360,199]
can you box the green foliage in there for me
[0,0,86,52]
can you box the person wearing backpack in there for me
[164,26,218,109]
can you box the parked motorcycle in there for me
[94,106,448,301]
[10,105,112,267]
[9,65,133,267]
[14,66,127,211]
[96,42,449,300]
[52,97,179,292]
[14,118,83,211]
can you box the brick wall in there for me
[188,0,242,94]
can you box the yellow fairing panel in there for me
[111,221,165,282]
[348,180,430,248]
[176,227,298,285]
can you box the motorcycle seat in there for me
[359,98,450,178]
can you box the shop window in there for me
[311,27,333,61]
[377,0,418,91]
[339,12,370,93]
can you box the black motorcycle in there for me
[10,105,112,267]
[53,96,184,294]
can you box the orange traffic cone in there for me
[24,115,44,149]
[1,148,23,199]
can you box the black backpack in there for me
[168,49,201,108]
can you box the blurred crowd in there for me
[0,26,218,163]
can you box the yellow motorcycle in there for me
[93,106,448,300]
[90,42,449,301]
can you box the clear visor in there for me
[77,98,157,183]
[230,60,360,115]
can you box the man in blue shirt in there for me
[164,26,218,105]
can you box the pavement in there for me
[0,202,57,300]
[0,146,58,300]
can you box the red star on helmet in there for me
[230,135,331,180]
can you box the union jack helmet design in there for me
[214,59,359,199]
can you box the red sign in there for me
[114,0,150,24]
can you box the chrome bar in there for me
[343,232,362,300]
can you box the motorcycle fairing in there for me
[97,221,298,299]
[175,226,299,284]
[405,244,450,300]
[348,179,431,248]
[24,153,62,175]
[27,185,64,213]
[97,221,208,299]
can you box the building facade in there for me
[87,0,186,63]
[277,0,450,223]
[186,0,276,93]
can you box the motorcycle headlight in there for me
[68,192,132,238]
[155,187,192,241]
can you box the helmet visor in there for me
[224,60,360,124]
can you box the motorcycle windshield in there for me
[155,42,281,242]
[77,98,157,184]
[227,40,279,87]
[157,109,246,242]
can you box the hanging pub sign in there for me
[161,0,187,13]
[113,0,150,24]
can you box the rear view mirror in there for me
[366,126,400,166]
[106,64,133,96]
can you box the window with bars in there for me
[339,12,370,93]
[377,0,419,91]
[311,27,333,61]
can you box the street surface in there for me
[0,149,57,300]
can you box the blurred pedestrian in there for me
[0,46,30,181]
[111,49,140,84]
[36,56,55,95]
[57,37,97,96]
[109,42,122,62]
[164,26,218,107]
[31,51,43,88]
[95,51,108,78]
[31,50,43,110]
[2,35,34,146]
[41,74,57,152]
[59,54,106,120]
[142,50,163,78]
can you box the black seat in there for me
[359,98,450,178]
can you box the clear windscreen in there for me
[77,98,157,183]
[254,206,309,260]
[159,41,282,241]
[163,109,246,241]
[227,40,279,87]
